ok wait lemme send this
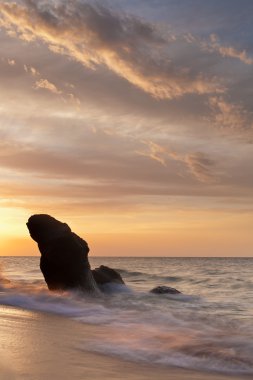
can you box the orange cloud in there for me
[0,0,224,99]
[183,152,217,183]
[34,78,62,95]
[7,58,15,66]
[137,140,167,166]
[24,64,40,76]
[209,96,249,130]
[137,141,217,183]
[208,34,253,65]
[170,151,217,184]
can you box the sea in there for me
[1,256,253,376]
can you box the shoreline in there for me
[0,305,251,380]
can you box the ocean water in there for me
[1,256,253,376]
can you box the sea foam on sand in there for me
[0,304,251,380]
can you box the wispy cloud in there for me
[24,64,40,76]
[137,140,167,166]
[1,57,16,66]
[183,152,217,183]
[7,58,15,66]
[209,96,250,130]
[204,34,253,65]
[0,0,224,99]
[137,140,217,183]
[34,78,62,95]
[169,151,217,184]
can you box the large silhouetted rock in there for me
[26,214,100,293]
[26,214,125,293]
[26,214,181,296]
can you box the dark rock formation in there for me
[92,265,125,285]
[27,214,99,293]
[26,214,125,293]
[26,214,181,296]
[150,285,181,295]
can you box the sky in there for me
[0,0,252,256]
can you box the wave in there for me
[1,273,253,375]
[115,268,183,283]
[83,340,253,375]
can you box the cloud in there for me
[137,140,217,183]
[184,32,253,67]
[0,118,219,191]
[169,150,217,184]
[207,34,253,65]
[183,152,217,183]
[0,0,224,99]
[137,140,167,166]
[1,57,16,66]
[0,105,253,221]
[34,78,62,95]
[24,64,40,76]
[7,58,15,66]
[209,96,250,130]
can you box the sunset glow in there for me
[0,0,252,256]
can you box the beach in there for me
[1,1,252,378]
[1,257,253,379]
[0,304,251,380]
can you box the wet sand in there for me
[0,305,250,380]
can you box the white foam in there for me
[1,278,253,375]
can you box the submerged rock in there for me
[150,285,181,295]
[92,265,125,286]
[26,214,99,293]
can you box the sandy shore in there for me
[0,305,251,380]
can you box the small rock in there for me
[150,285,181,294]
[92,265,125,285]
